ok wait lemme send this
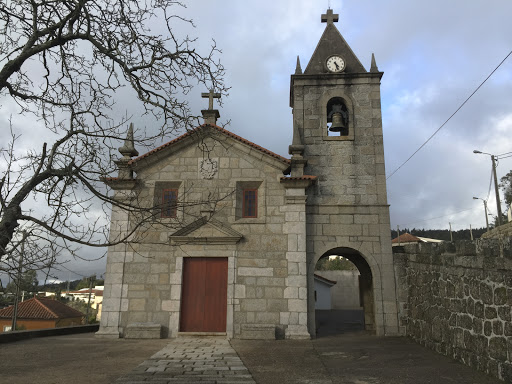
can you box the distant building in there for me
[391,233,443,247]
[61,286,103,320]
[0,297,84,332]
[315,270,361,309]
[314,274,337,310]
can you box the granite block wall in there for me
[98,130,309,340]
[394,238,512,381]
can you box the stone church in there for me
[97,9,401,340]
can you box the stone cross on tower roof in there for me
[321,9,339,24]
[201,89,221,110]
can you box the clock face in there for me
[326,55,346,73]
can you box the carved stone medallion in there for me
[199,158,218,179]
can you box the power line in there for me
[398,206,479,227]
[387,50,512,180]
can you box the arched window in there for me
[326,97,349,137]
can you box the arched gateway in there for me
[311,248,378,335]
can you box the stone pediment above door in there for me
[169,216,243,245]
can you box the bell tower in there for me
[290,9,402,336]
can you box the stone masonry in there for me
[115,336,255,383]
[289,10,400,336]
[98,9,400,341]
[394,238,512,382]
[97,128,303,339]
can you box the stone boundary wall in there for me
[481,221,512,239]
[393,238,512,382]
[0,324,99,344]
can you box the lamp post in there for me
[473,197,490,232]
[473,150,502,226]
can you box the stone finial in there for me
[321,9,339,25]
[116,123,138,180]
[295,56,303,75]
[370,53,379,72]
[289,123,305,177]
[201,109,220,125]
[118,123,139,159]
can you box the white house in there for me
[314,274,337,310]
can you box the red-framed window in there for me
[242,189,257,218]
[161,189,178,218]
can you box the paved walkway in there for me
[232,332,503,384]
[0,332,503,383]
[115,336,255,384]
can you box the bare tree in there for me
[0,0,227,278]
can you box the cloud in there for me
[3,1,512,280]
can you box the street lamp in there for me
[473,197,490,232]
[473,150,502,226]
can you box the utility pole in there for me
[85,277,94,325]
[11,230,27,331]
[449,222,453,242]
[483,199,490,232]
[470,224,474,241]
[473,197,490,232]
[66,271,70,294]
[492,155,503,226]
[397,225,400,245]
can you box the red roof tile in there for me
[0,297,84,320]
[391,233,422,244]
[129,123,291,166]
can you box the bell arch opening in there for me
[311,247,375,337]
[326,97,349,137]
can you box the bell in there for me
[329,112,348,135]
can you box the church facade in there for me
[97,9,402,340]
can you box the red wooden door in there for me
[180,257,228,332]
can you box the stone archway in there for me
[309,247,377,337]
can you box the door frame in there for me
[169,255,235,338]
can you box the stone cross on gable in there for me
[321,9,339,25]
[201,89,221,110]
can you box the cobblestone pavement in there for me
[115,336,256,384]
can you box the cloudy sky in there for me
[181,0,512,231]
[3,0,512,283]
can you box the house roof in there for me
[129,123,291,167]
[313,273,337,286]
[392,233,421,244]
[0,297,84,320]
[391,233,444,245]
[66,289,103,297]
